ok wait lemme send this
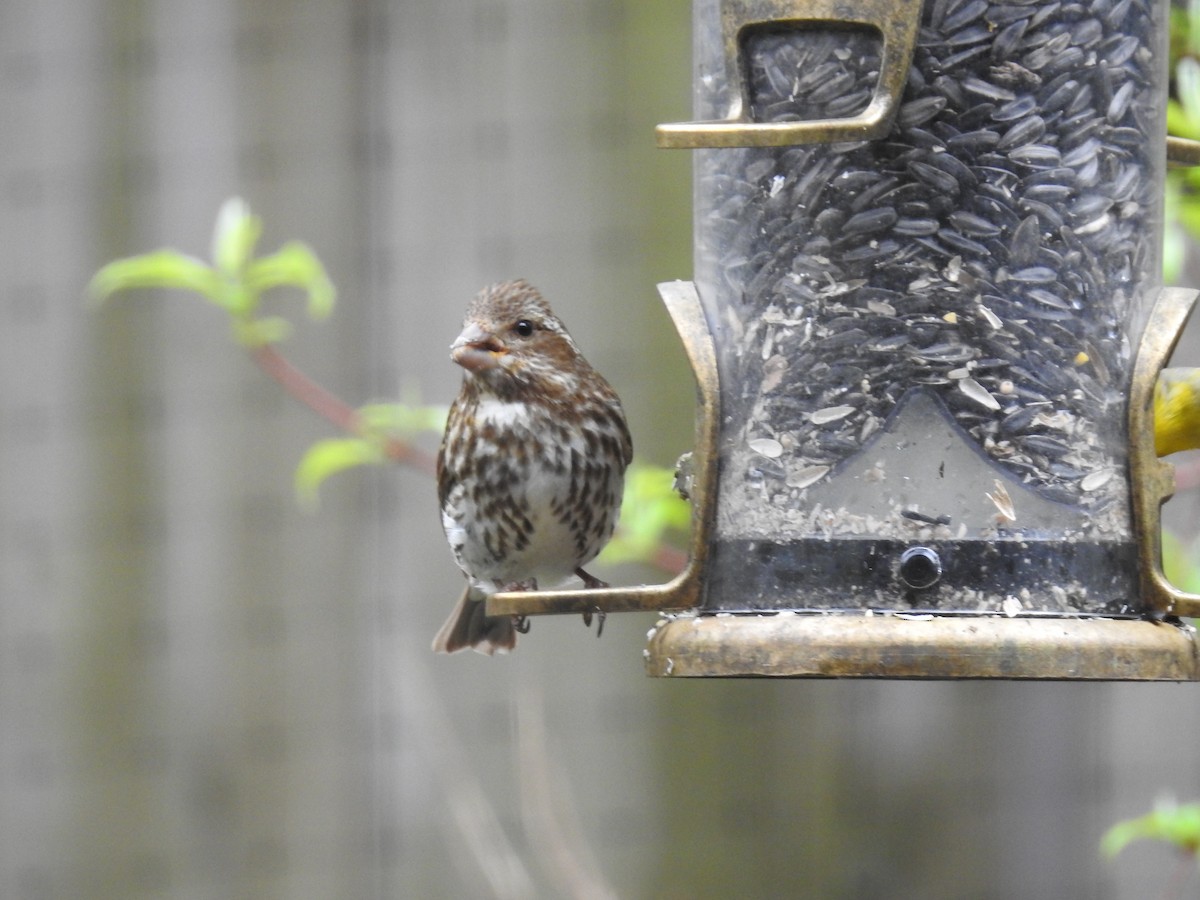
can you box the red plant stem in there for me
[1175,456,1200,494]
[250,342,438,477]
[252,342,361,432]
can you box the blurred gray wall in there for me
[3,2,1200,899]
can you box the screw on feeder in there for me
[898,547,942,591]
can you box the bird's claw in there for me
[581,607,606,638]
[575,568,609,590]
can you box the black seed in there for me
[938,228,991,256]
[996,114,1046,149]
[1027,288,1072,310]
[1070,18,1104,49]
[894,216,941,236]
[961,75,1016,102]
[842,207,899,236]
[1104,34,1139,65]
[1069,193,1113,223]
[1040,76,1081,112]
[949,210,1003,237]
[1008,143,1061,167]
[899,95,947,128]
[1025,182,1073,202]
[1010,266,1058,283]
[1022,434,1072,457]
[987,5,1035,27]
[827,89,874,117]
[908,160,961,194]
[992,94,1038,121]
[999,406,1040,434]
[1061,137,1101,168]
[1064,81,1095,118]
[1106,80,1135,123]
[947,129,1002,153]
[991,19,1029,61]
[1021,165,1076,187]
[1104,0,1132,28]
[945,0,990,31]
[912,342,978,363]
[946,24,994,47]
[1017,197,1065,229]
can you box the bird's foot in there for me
[499,579,537,636]
[576,569,608,637]
[575,568,608,590]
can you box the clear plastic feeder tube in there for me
[692,0,1167,612]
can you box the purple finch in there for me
[434,280,632,654]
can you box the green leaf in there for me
[87,250,221,305]
[246,241,336,320]
[1178,198,1200,244]
[295,436,386,510]
[89,199,342,354]
[1102,800,1200,858]
[232,315,293,348]
[1164,529,1200,593]
[598,461,689,566]
[357,402,449,437]
[212,196,262,277]
[1168,99,1200,141]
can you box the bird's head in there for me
[449,280,586,398]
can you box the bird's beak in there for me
[450,322,507,373]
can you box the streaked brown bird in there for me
[433,280,632,654]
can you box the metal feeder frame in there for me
[490,0,1200,680]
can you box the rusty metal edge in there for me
[1129,287,1200,617]
[645,613,1200,680]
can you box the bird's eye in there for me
[513,319,535,337]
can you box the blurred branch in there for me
[88,197,688,573]
[251,342,438,477]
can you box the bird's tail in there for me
[432,585,518,655]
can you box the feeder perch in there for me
[491,0,1200,679]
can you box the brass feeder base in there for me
[645,613,1200,680]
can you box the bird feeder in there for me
[491,0,1200,679]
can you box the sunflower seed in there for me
[749,438,784,458]
[810,405,856,425]
[787,465,831,489]
[959,376,1002,410]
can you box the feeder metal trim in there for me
[1130,286,1200,618]
[656,0,922,148]
[1168,136,1200,168]
[646,614,1200,680]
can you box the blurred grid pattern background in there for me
[3,2,1200,898]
